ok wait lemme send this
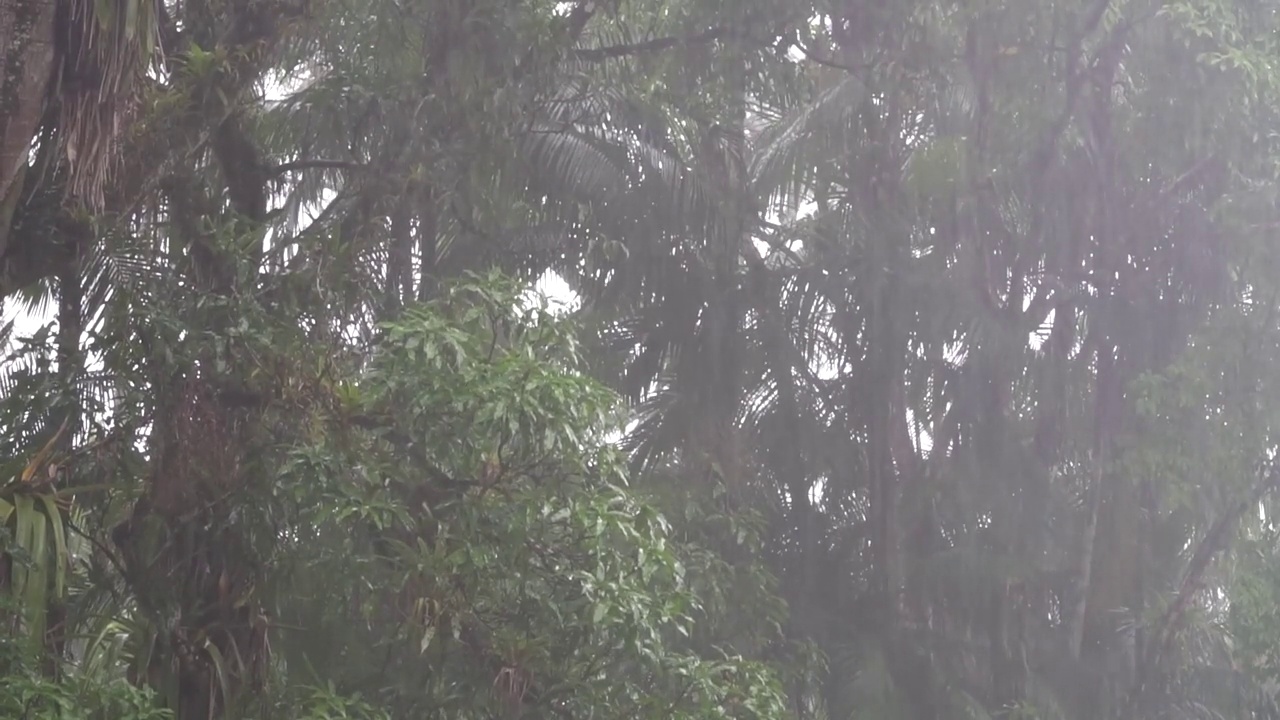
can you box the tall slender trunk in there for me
[691,28,747,499]
[417,186,438,303]
[1068,461,1101,659]
[387,193,413,312]
[43,217,83,677]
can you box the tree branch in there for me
[573,27,729,61]
[1145,459,1280,678]
[792,41,870,74]
[1027,0,1113,186]
[270,159,368,176]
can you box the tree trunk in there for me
[0,0,56,301]
[0,0,56,250]
[1068,462,1101,659]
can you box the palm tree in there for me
[0,0,161,298]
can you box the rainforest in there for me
[2,0,1280,718]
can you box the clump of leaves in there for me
[0,610,171,720]
[276,272,790,719]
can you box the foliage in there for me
[0,271,791,719]
[0,612,171,720]
[271,274,789,719]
